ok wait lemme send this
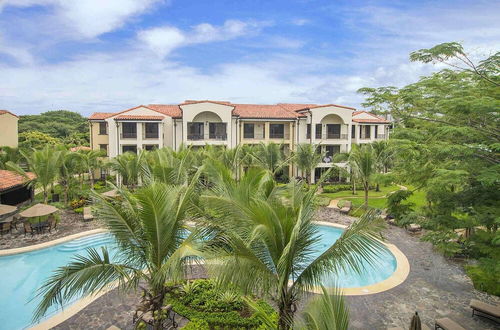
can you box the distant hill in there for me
[18,110,89,146]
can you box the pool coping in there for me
[312,221,410,296]
[0,228,108,256]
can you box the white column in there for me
[347,122,352,152]
[159,122,164,148]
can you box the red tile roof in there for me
[88,112,114,120]
[86,101,391,122]
[147,104,182,117]
[0,110,18,118]
[0,170,36,192]
[114,115,164,120]
[352,111,390,123]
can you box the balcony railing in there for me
[244,132,265,139]
[325,133,348,140]
[269,133,290,139]
[208,133,227,141]
[144,132,159,139]
[187,134,204,141]
[376,134,386,140]
[360,134,371,139]
[121,132,137,139]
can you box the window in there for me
[144,144,158,151]
[325,145,340,157]
[144,123,159,139]
[315,124,322,139]
[244,123,254,139]
[351,125,356,138]
[365,125,371,138]
[269,124,284,139]
[187,122,204,140]
[360,125,371,139]
[122,122,137,138]
[122,145,137,154]
[99,122,107,135]
[306,124,311,139]
[375,126,378,138]
[209,123,227,140]
[326,124,341,139]
[99,144,108,156]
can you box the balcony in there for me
[360,134,371,139]
[269,133,290,139]
[208,133,227,141]
[376,134,386,140]
[325,133,348,140]
[243,132,265,139]
[121,132,137,139]
[187,134,204,141]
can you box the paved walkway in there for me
[53,208,499,330]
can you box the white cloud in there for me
[291,18,309,26]
[1,0,163,38]
[138,19,271,57]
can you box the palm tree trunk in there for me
[88,169,94,188]
[364,183,369,208]
[278,303,293,330]
[376,183,380,192]
[43,186,48,204]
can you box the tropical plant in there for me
[348,144,377,208]
[199,166,385,330]
[145,146,197,185]
[109,150,147,189]
[7,146,63,203]
[74,149,105,187]
[249,142,289,176]
[33,180,201,329]
[294,143,323,184]
[0,146,22,169]
[297,286,349,330]
[57,149,81,204]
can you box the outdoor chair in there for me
[434,317,466,330]
[470,299,500,323]
[83,207,94,221]
[339,201,352,214]
[0,221,12,235]
[46,215,57,233]
[23,221,35,237]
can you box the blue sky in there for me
[0,0,498,115]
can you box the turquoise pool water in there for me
[0,233,118,330]
[0,225,397,329]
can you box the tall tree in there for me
[294,143,323,184]
[199,166,385,330]
[348,144,377,208]
[34,181,200,329]
[109,151,148,189]
[75,149,105,187]
[7,146,63,203]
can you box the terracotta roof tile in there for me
[0,110,18,118]
[114,115,164,120]
[233,104,299,119]
[352,111,390,123]
[147,104,182,117]
[89,112,114,120]
[0,170,36,192]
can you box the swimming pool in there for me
[0,233,118,330]
[0,225,399,329]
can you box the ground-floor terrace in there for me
[28,209,498,330]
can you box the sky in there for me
[0,0,498,116]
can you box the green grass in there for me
[320,184,400,200]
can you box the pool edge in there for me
[312,221,410,296]
[0,228,108,256]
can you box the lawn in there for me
[320,184,400,200]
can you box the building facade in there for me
[89,101,390,182]
[0,110,19,148]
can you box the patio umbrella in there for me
[0,204,17,220]
[19,203,58,218]
[409,311,422,330]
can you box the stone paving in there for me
[0,209,102,250]
[52,207,499,329]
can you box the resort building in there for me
[89,101,390,182]
[0,110,19,148]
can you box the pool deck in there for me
[20,207,500,329]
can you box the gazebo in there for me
[19,203,59,234]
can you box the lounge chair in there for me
[83,207,94,221]
[23,221,35,236]
[0,221,12,235]
[408,223,422,233]
[46,215,57,233]
[435,317,466,330]
[470,299,500,323]
[339,201,352,214]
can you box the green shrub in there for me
[93,181,105,190]
[183,319,210,330]
[465,258,500,296]
[74,207,83,214]
[386,189,414,220]
[322,184,352,193]
[69,198,86,209]
[166,279,275,329]
[314,195,331,207]
[421,230,462,257]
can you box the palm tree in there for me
[109,151,148,189]
[294,143,323,184]
[144,147,197,185]
[348,144,377,208]
[75,149,105,187]
[199,167,385,330]
[7,146,63,203]
[0,146,21,169]
[250,142,290,177]
[58,150,81,205]
[34,181,201,329]
[371,140,392,192]
[333,151,357,195]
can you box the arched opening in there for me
[188,111,227,141]
[319,114,347,139]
